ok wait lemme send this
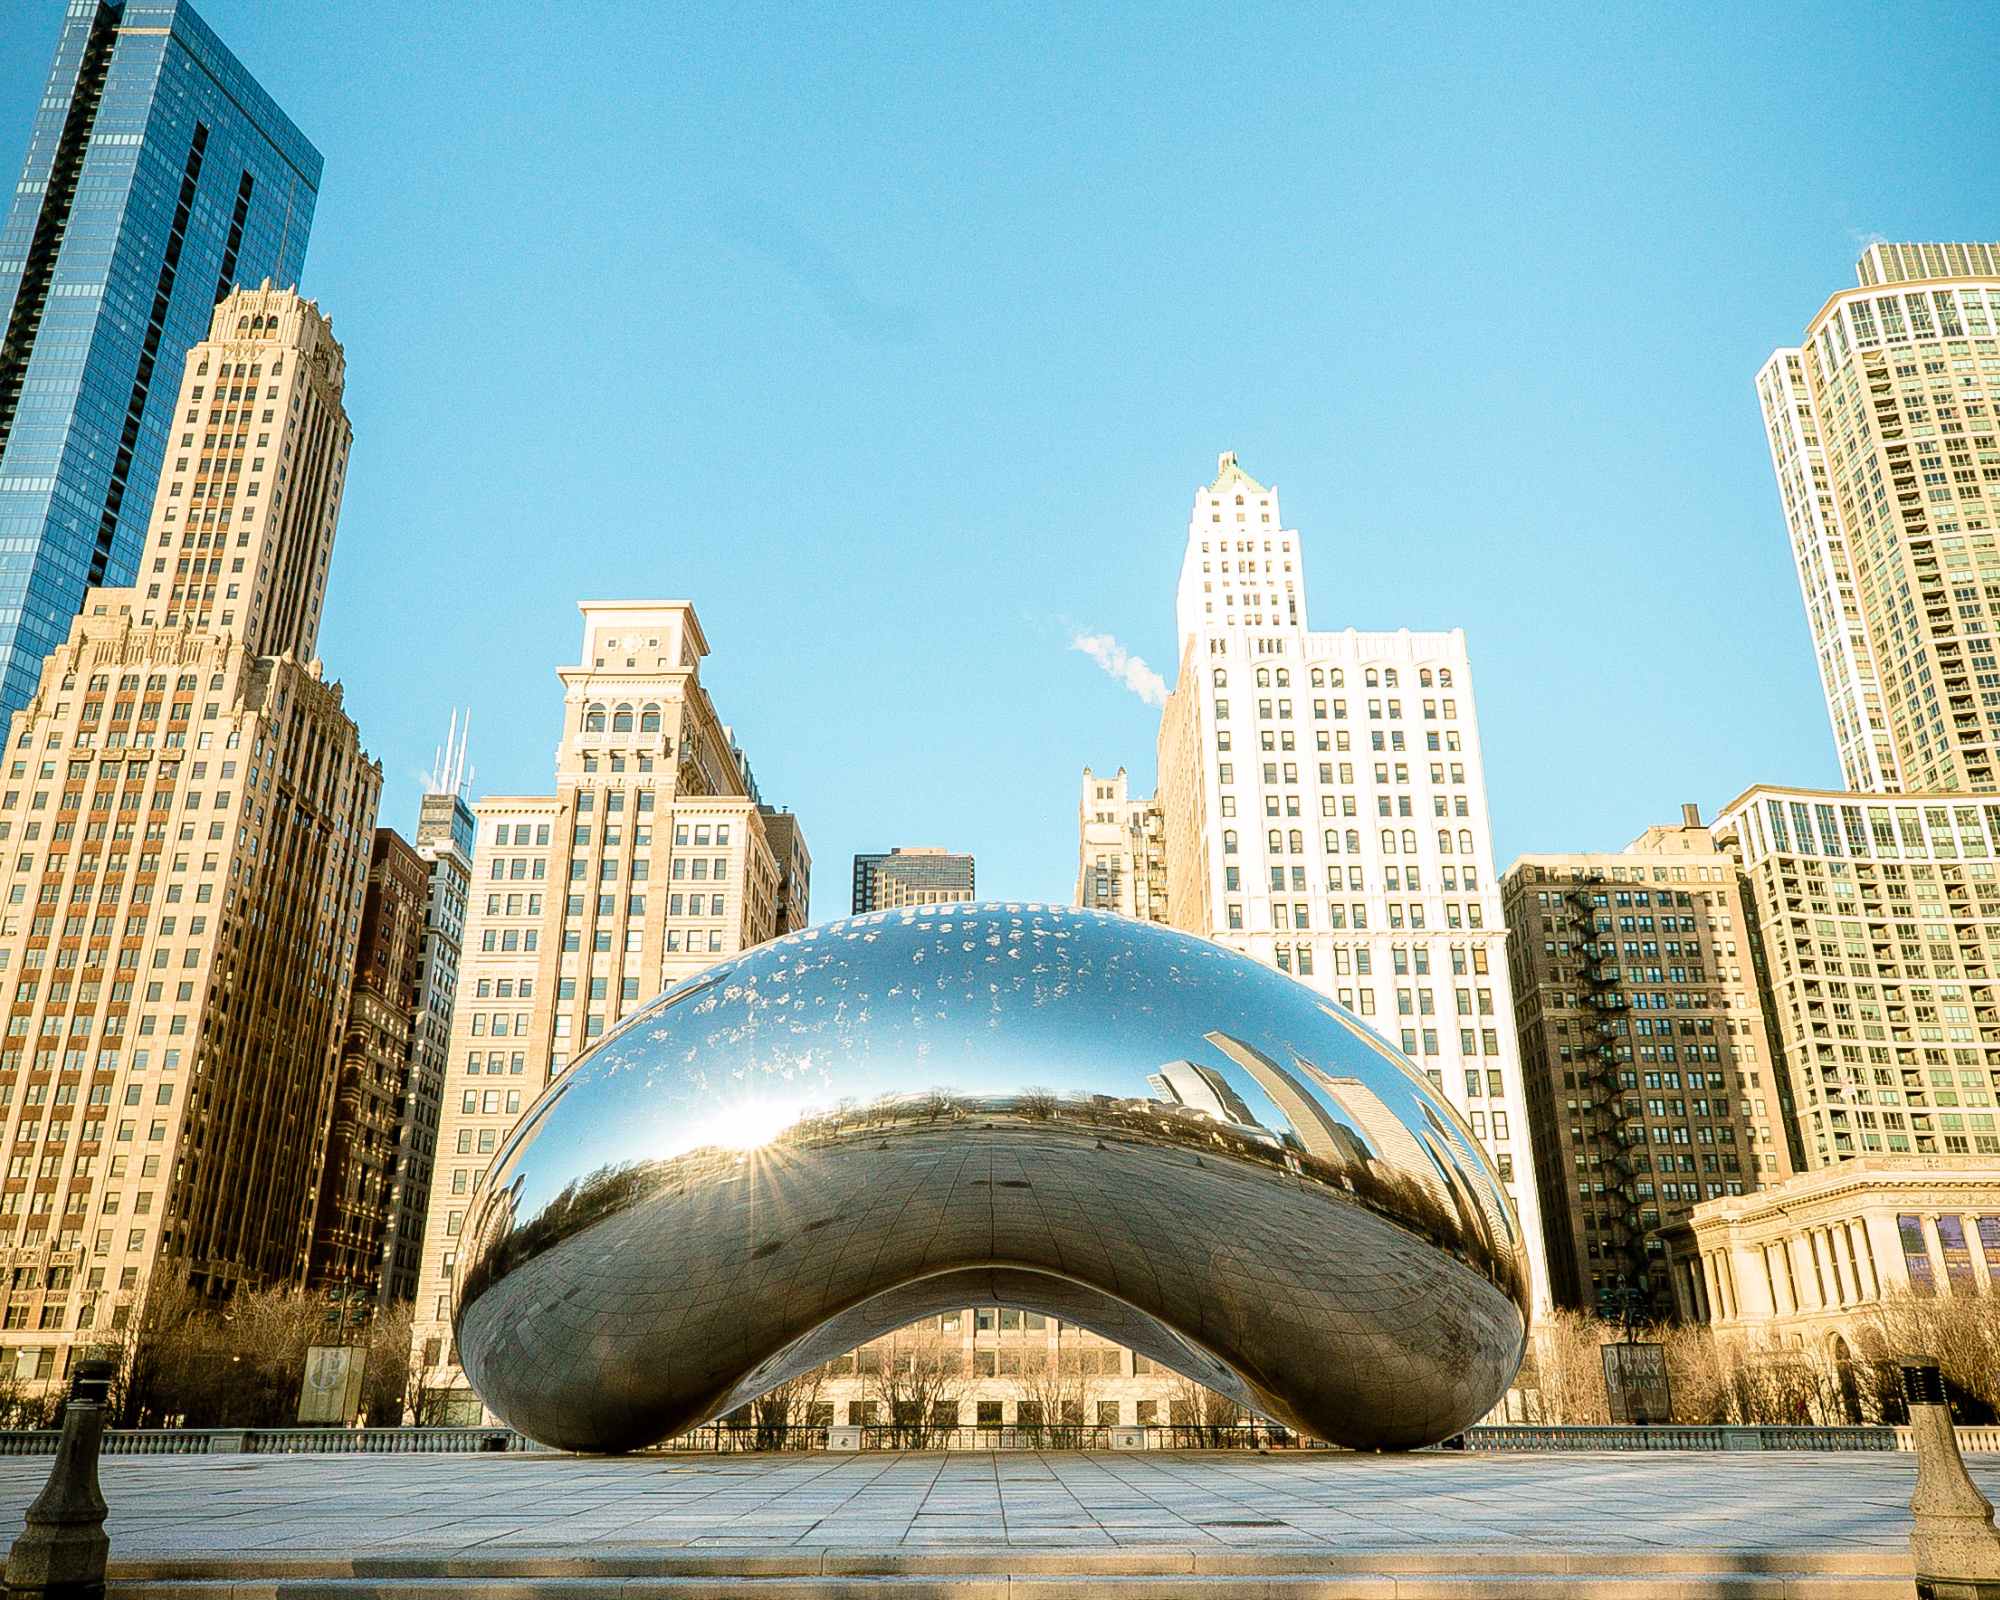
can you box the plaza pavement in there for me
[1,1448,1992,1596]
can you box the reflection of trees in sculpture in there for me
[862,1325,964,1447]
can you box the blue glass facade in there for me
[0,0,319,714]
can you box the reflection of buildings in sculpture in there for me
[1146,1060,1255,1126]
[1202,1031,1371,1168]
[1309,1071,1431,1184]
[1077,767,1169,923]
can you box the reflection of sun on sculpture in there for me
[454,904,1529,1453]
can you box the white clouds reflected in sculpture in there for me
[454,905,1529,1452]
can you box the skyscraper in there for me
[0,284,377,1391]
[1153,452,1549,1305]
[1076,766,1168,922]
[409,600,806,1418]
[1500,807,1800,1317]
[308,828,426,1302]
[379,723,476,1306]
[0,1,320,718]
[1756,242,2000,793]
[851,846,974,912]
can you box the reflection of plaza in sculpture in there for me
[454,905,1529,1452]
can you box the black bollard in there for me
[1904,1364,2000,1600]
[3,1357,115,1600]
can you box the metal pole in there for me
[3,1356,115,1600]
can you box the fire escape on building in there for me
[1565,876,1658,1317]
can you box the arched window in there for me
[1288,829,1303,853]
[1381,829,1397,854]
[1324,829,1338,853]
[639,705,661,732]
[1384,668,1398,688]
[1401,829,1417,854]
[1212,668,1228,688]
[1268,830,1284,853]
[1420,669,1433,688]
[1310,668,1325,688]
[583,705,605,733]
[1275,668,1290,687]
[1256,667,1271,688]
[611,705,634,732]
[1459,829,1474,854]
[1345,829,1360,853]
[1222,829,1238,855]
[1438,829,1454,854]
[1365,669,1379,688]
[1330,669,1344,688]
[1439,668,1453,687]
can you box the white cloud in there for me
[1070,630,1168,707]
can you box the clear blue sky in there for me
[6,3,1999,921]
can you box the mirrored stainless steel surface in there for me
[454,904,1529,1452]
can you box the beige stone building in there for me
[1500,808,1799,1318]
[1662,1156,2000,1419]
[810,1312,1204,1436]
[1757,241,2000,793]
[410,600,804,1417]
[0,286,380,1389]
[1075,766,1168,923]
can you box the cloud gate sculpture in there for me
[453,904,1529,1452]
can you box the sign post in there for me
[297,1285,372,1425]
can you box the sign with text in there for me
[1601,1341,1671,1425]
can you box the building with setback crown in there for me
[0,284,376,1391]
[1500,806,1801,1319]
[1756,242,2000,793]
[409,601,805,1420]
[1153,452,1548,1307]
[1076,767,1168,922]
[0,0,320,716]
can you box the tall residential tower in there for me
[0,1,319,714]
[1757,242,2000,792]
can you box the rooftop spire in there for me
[1209,450,1268,494]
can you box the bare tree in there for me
[1867,1289,2000,1417]
[1018,1342,1093,1446]
[863,1323,964,1447]
[1166,1373,1241,1446]
[1525,1309,1612,1425]
[751,1365,831,1450]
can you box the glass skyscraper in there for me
[0,0,319,713]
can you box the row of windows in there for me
[1211,666,1454,691]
